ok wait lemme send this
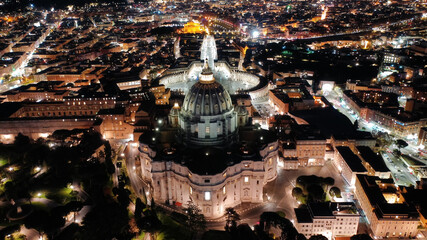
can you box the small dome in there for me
[182,81,233,116]
[170,102,180,116]
[235,105,248,115]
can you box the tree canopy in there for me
[396,139,408,149]
[351,234,373,240]
[183,201,207,236]
[329,187,342,198]
[225,207,240,232]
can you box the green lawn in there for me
[157,212,192,240]
[30,202,49,212]
[45,187,77,204]
[0,158,8,167]
[133,232,146,240]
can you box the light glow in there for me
[204,191,211,201]
[252,30,260,38]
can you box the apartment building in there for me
[354,174,419,238]
[295,202,360,239]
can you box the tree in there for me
[45,209,67,238]
[113,185,131,208]
[329,187,342,198]
[309,235,328,240]
[296,175,334,189]
[277,217,298,240]
[104,141,115,175]
[259,212,279,232]
[0,224,20,239]
[135,195,161,240]
[14,133,31,146]
[24,207,67,239]
[292,187,303,198]
[134,197,145,219]
[137,213,162,240]
[183,201,206,237]
[324,177,335,186]
[2,74,11,83]
[396,139,408,149]
[81,200,131,240]
[307,184,325,202]
[377,132,392,150]
[4,180,31,203]
[297,233,308,240]
[351,234,373,240]
[64,201,84,222]
[24,210,49,238]
[393,149,401,156]
[224,207,240,232]
[259,212,298,240]
[292,187,305,203]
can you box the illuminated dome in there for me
[178,62,237,146]
[182,62,232,116]
[182,81,232,116]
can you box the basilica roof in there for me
[139,126,277,175]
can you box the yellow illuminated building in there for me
[179,21,207,34]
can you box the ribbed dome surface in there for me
[182,81,233,116]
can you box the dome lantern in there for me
[199,58,215,84]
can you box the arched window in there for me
[196,105,200,115]
[214,104,219,114]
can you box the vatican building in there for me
[158,34,270,104]
[137,34,277,218]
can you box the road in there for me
[382,148,418,186]
[323,87,357,124]
[1,24,58,94]
[125,141,151,199]
[324,87,421,187]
